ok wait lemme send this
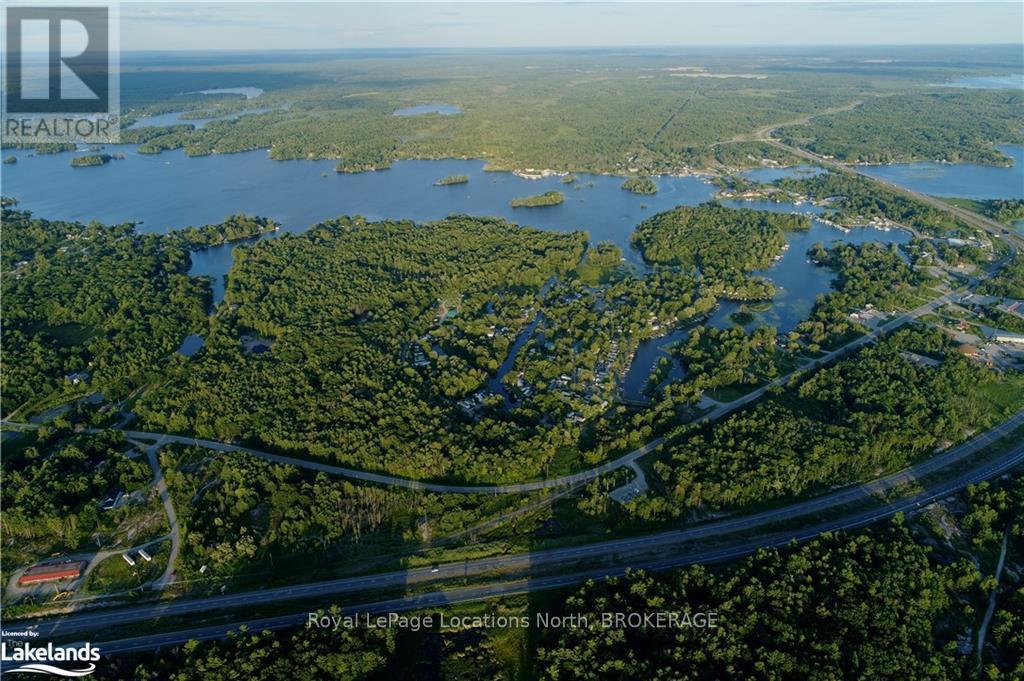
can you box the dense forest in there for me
[435,175,469,186]
[621,177,658,195]
[641,327,1023,516]
[158,445,509,582]
[95,471,1024,679]
[540,487,1024,681]
[1,428,162,570]
[105,48,1024,175]
[168,214,278,248]
[775,171,972,237]
[779,91,1024,165]
[70,154,119,167]
[0,206,209,412]
[101,623,395,680]
[138,215,588,482]
[631,203,809,273]
[676,325,779,394]
[511,191,564,208]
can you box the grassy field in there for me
[83,540,170,595]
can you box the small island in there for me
[3,155,16,165]
[70,154,116,167]
[621,177,658,194]
[434,175,469,186]
[511,190,565,208]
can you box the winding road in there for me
[4,408,1021,659]
[138,437,181,591]
[0,289,962,497]
[8,407,1022,648]
[2,104,1022,663]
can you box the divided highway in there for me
[3,114,1021,662]
[10,407,1023,648]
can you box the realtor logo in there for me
[3,3,119,142]
[6,6,110,112]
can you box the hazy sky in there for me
[116,2,1024,50]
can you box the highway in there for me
[3,110,1021,661]
[9,407,1022,647]
[759,138,1024,252]
[8,418,1022,659]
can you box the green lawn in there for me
[83,540,169,595]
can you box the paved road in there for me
[11,408,1022,645]
[13,424,1023,659]
[138,437,180,591]
[761,137,1024,253]
[3,142,1012,498]
[0,291,954,498]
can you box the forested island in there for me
[621,177,658,194]
[434,175,469,186]
[631,203,809,272]
[70,154,118,167]
[511,191,565,207]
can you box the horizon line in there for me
[117,43,1024,53]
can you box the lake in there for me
[2,143,1004,396]
[936,75,1024,90]
[619,216,910,402]
[393,103,463,116]
[739,165,825,184]
[2,148,719,275]
[858,145,1024,200]
[195,87,265,99]
[127,108,272,130]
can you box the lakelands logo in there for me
[1,642,101,677]
[2,3,120,143]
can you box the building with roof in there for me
[18,560,86,586]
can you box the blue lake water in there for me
[128,108,271,130]
[620,328,690,402]
[177,334,205,357]
[936,75,1024,90]
[2,149,717,271]
[0,141,992,387]
[858,145,1024,200]
[739,165,825,184]
[196,87,264,99]
[619,217,910,402]
[707,220,910,332]
[393,103,463,116]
